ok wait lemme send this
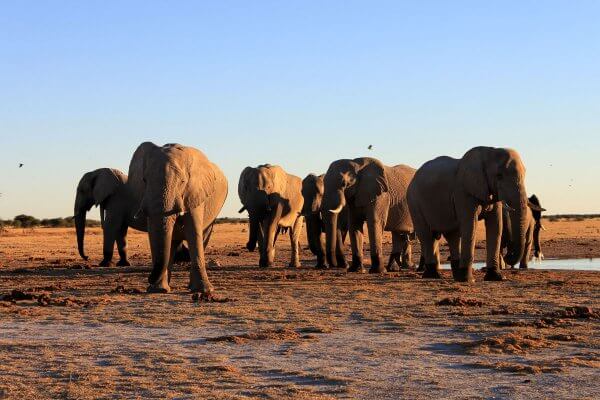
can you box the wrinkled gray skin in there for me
[74,168,190,267]
[407,147,529,283]
[239,165,304,268]
[322,158,415,274]
[301,174,348,269]
[130,142,228,294]
[501,194,545,269]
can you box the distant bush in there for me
[545,214,600,222]
[215,217,248,225]
[0,216,101,228]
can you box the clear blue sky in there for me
[1,1,598,219]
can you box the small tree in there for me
[13,214,40,228]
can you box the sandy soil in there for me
[0,219,598,399]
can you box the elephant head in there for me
[528,194,545,258]
[321,158,388,267]
[301,174,324,217]
[74,168,125,261]
[238,165,283,252]
[457,147,529,265]
[134,143,215,283]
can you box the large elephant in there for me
[130,142,228,294]
[301,174,348,269]
[238,164,304,268]
[74,168,190,267]
[407,146,529,282]
[322,158,415,274]
[501,194,545,269]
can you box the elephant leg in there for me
[417,254,425,272]
[335,228,348,269]
[400,234,413,269]
[387,231,404,272]
[288,216,303,269]
[444,230,461,277]
[483,203,504,281]
[348,214,365,273]
[99,222,117,268]
[456,205,478,283]
[306,216,326,268]
[421,234,442,279]
[184,208,214,294]
[116,223,131,267]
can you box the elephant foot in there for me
[452,266,475,283]
[314,263,329,270]
[484,269,505,281]
[336,261,349,269]
[519,264,528,269]
[387,264,400,272]
[369,265,387,274]
[347,264,366,273]
[416,264,425,273]
[422,264,442,279]
[98,259,114,268]
[288,261,301,269]
[116,259,131,267]
[259,257,273,268]
[147,282,171,293]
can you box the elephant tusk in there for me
[328,203,344,214]
[540,224,546,231]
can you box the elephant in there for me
[301,174,348,269]
[321,157,415,274]
[407,146,529,283]
[130,142,228,294]
[74,168,190,267]
[238,164,304,268]
[501,194,545,269]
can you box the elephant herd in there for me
[75,142,545,296]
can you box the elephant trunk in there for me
[324,211,339,267]
[75,212,88,261]
[147,214,175,287]
[247,213,261,251]
[503,191,528,266]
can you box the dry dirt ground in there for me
[0,218,599,399]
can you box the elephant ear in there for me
[354,159,389,207]
[92,168,124,205]
[182,148,219,213]
[238,167,256,206]
[457,147,493,203]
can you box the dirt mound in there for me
[551,306,599,320]
[206,326,328,344]
[496,317,572,328]
[0,289,102,308]
[436,297,484,307]
[191,293,234,303]
[463,333,554,354]
[111,285,143,295]
[468,361,562,374]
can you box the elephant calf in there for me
[408,146,530,283]
[322,157,415,274]
[501,194,545,269]
[130,142,227,294]
[74,168,190,267]
[239,164,304,268]
[302,174,348,269]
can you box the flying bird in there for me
[368,145,373,150]
[18,163,23,168]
